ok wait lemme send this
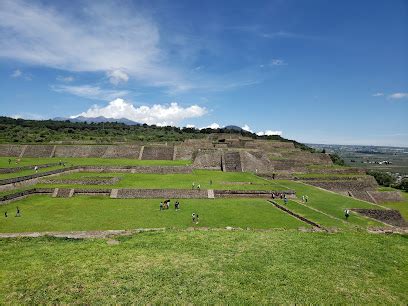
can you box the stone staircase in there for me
[52,188,74,198]
[223,152,242,172]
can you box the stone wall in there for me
[214,189,296,198]
[80,165,192,174]
[0,163,60,174]
[240,151,274,173]
[102,145,141,158]
[40,177,121,185]
[306,177,378,192]
[141,146,174,160]
[192,149,222,169]
[0,144,24,157]
[114,188,208,199]
[352,209,408,227]
[23,145,55,157]
[367,191,403,203]
[173,146,194,160]
[54,145,108,158]
[223,152,242,172]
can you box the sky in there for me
[0,0,407,146]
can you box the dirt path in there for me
[0,228,165,239]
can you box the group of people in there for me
[160,199,180,211]
[271,192,286,199]
[192,212,199,224]
[301,195,309,203]
[191,182,201,190]
[4,206,21,218]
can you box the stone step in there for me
[207,189,214,199]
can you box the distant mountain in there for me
[53,116,140,125]
[224,125,243,131]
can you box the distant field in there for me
[0,197,306,232]
[1,231,407,304]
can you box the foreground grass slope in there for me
[0,230,407,303]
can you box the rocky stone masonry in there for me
[367,191,403,203]
[0,166,78,186]
[215,189,296,198]
[192,149,222,169]
[54,145,109,158]
[141,146,174,160]
[102,145,141,159]
[0,188,53,202]
[305,176,379,192]
[0,163,60,174]
[115,188,208,199]
[40,176,121,185]
[22,145,55,158]
[81,165,192,174]
[349,190,375,203]
[0,144,24,157]
[223,152,242,172]
[173,146,195,160]
[308,167,366,175]
[352,209,408,227]
[240,151,274,173]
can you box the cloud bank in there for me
[0,0,188,90]
[72,98,207,126]
[388,92,408,100]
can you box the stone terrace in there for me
[141,146,174,160]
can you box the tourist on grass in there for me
[344,209,350,220]
[302,195,305,202]
[160,202,163,211]
[192,182,195,189]
[196,214,199,224]
[8,158,11,165]
[197,184,201,190]
[34,166,38,173]
[192,213,196,223]
[4,211,7,218]
[16,207,21,217]
[305,195,309,203]
[284,197,288,205]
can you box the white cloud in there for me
[257,130,283,136]
[56,75,74,82]
[372,92,384,97]
[388,92,408,100]
[201,123,221,129]
[72,98,207,125]
[52,85,129,101]
[270,59,286,66]
[107,69,129,85]
[242,124,253,132]
[10,113,44,120]
[185,124,196,128]
[0,0,190,90]
[11,69,22,78]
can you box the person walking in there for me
[192,213,196,223]
[160,202,163,211]
[16,207,21,217]
[344,209,350,220]
[4,211,7,218]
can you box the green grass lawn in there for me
[382,192,408,219]
[0,156,190,169]
[278,199,349,228]
[0,196,306,232]
[272,181,385,227]
[36,170,287,191]
[0,230,407,303]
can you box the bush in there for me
[367,170,395,187]
[395,178,408,192]
[329,153,345,166]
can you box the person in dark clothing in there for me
[4,211,7,218]
[15,207,21,217]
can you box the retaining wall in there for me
[141,146,174,160]
[114,188,208,199]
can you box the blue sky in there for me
[0,0,407,146]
